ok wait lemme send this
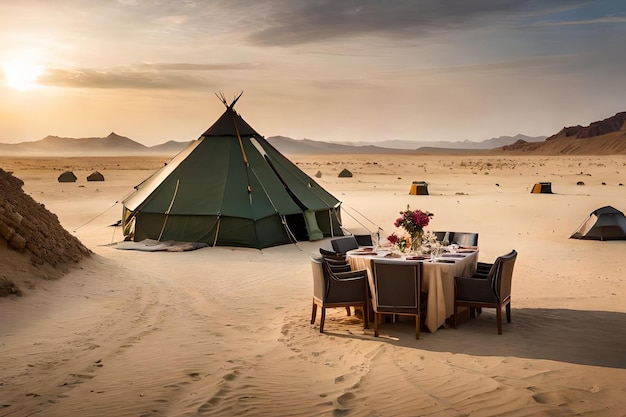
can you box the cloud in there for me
[539,16,626,26]
[243,0,580,46]
[34,61,256,90]
[143,63,257,71]
[38,67,212,90]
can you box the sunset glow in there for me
[0,2,625,145]
[2,60,43,90]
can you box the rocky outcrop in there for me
[547,112,626,140]
[0,168,91,296]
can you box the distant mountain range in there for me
[501,112,626,155]
[1,111,624,156]
[0,132,545,157]
[332,134,546,150]
[0,132,191,156]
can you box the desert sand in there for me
[1,153,626,417]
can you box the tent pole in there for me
[248,165,298,246]
[232,112,249,166]
[213,216,221,247]
[281,215,302,250]
[158,180,180,242]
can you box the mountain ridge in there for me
[2,112,625,156]
[500,111,626,155]
[0,132,542,156]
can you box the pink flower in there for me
[387,233,399,244]
[393,205,434,236]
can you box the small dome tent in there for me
[87,171,105,181]
[570,206,626,240]
[409,181,429,195]
[531,182,552,194]
[338,169,353,178]
[58,171,77,183]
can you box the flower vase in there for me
[411,231,423,254]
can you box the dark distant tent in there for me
[87,171,105,181]
[531,182,552,194]
[58,171,77,183]
[315,170,322,178]
[570,206,626,241]
[409,181,429,195]
[122,93,344,249]
[338,169,353,178]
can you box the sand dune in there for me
[1,154,625,416]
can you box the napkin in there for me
[441,253,465,258]
[406,255,430,260]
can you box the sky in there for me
[1,0,625,146]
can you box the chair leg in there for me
[496,304,502,335]
[346,307,351,316]
[311,301,317,325]
[374,313,379,337]
[415,315,420,340]
[320,308,326,333]
[506,302,511,323]
[363,303,369,330]
[453,302,458,329]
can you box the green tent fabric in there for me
[122,95,343,248]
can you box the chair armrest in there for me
[476,261,493,270]
[333,269,367,281]
[327,270,368,303]
[328,264,352,273]
[454,276,496,302]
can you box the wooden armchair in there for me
[454,249,518,334]
[310,256,369,333]
[330,235,360,255]
[371,259,423,339]
[451,232,479,246]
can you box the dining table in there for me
[346,247,479,333]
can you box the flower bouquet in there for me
[389,205,434,253]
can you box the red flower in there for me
[387,233,399,244]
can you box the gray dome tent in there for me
[87,171,105,181]
[338,169,353,178]
[570,206,626,240]
[58,171,77,183]
[122,93,344,249]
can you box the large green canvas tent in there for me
[122,94,343,249]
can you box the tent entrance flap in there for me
[304,210,324,241]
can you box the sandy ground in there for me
[1,153,626,417]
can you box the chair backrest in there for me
[331,235,360,254]
[323,257,352,273]
[319,247,345,260]
[487,249,517,301]
[354,234,373,246]
[371,259,422,314]
[310,255,325,301]
[451,232,479,246]
[433,231,449,242]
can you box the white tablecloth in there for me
[347,249,478,333]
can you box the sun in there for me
[2,60,43,90]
